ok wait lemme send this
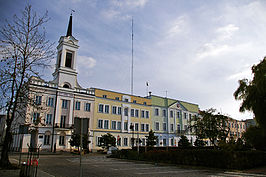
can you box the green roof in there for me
[151,95,199,113]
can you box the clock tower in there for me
[52,14,80,89]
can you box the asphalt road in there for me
[8,153,266,177]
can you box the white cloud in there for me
[195,24,239,60]
[227,68,252,81]
[166,15,187,38]
[216,24,239,41]
[111,0,148,9]
[101,9,121,20]
[77,56,96,69]
[196,43,230,59]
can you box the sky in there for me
[1,0,266,120]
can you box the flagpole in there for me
[131,18,134,95]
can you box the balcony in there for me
[54,123,74,130]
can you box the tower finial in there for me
[66,9,75,37]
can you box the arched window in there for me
[63,83,71,88]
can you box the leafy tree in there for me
[189,109,229,147]
[243,126,266,151]
[98,133,116,149]
[0,4,54,167]
[234,57,266,130]
[146,130,158,147]
[69,134,90,151]
[194,137,206,147]
[178,135,191,148]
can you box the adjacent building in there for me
[91,88,152,151]
[151,95,199,147]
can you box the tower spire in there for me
[66,10,75,37]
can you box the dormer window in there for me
[65,52,73,68]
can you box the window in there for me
[131,109,134,117]
[59,135,65,145]
[163,123,167,131]
[85,103,91,112]
[65,52,72,68]
[115,97,119,100]
[135,123,139,131]
[58,53,62,67]
[145,111,149,118]
[163,139,167,146]
[117,122,121,130]
[47,97,54,107]
[75,101,80,110]
[63,84,70,88]
[123,138,128,146]
[62,99,68,109]
[170,110,173,118]
[117,138,121,146]
[124,108,128,116]
[142,138,146,146]
[46,114,52,125]
[44,132,50,145]
[170,138,174,146]
[177,124,181,133]
[97,137,102,146]
[125,99,129,102]
[141,110,145,118]
[124,122,128,130]
[98,120,103,129]
[184,125,187,131]
[135,109,139,117]
[104,120,109,129]
[33,113,40,123]
[104,105,109,113]
[103,95,107,98]
[112,106,117,114]
[133,100,136,103]
[98,104,104,113]
[141,124,145,132]
[111,121,117,130]
[155,108,159,116]
[118,107,122,115]
[163,109,166,117]
[170,124,174,132]
[60,115,66,128]
[184,113,187,119]
[146,124,149,132]
[177,111,181,118]
[143,102,147,105]
[155,122,159,131]
[36,96,42,105]
[189,114,192,120]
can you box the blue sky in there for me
[1,0,266,120]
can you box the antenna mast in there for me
[131,18,134,95]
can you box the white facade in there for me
[11,15,95,152]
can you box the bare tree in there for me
[0,4,54,167]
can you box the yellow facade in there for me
[91,88,152,151]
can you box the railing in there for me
[54,123,74,129]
